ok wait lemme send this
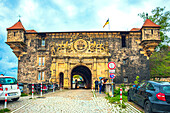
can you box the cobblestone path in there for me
[0,89,141,113]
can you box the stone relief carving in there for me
[51,35,110,55]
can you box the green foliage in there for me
[134,76,139,85]
[0,108,10,113]
[21,93,28,97]
[73,75,82,79]
[105,95,127,104]
[150,48,170,78]
[138,7,170,48]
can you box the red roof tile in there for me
[142,19,161,28]
[26,30,37,33]
[7,20,25,30]
[130,28,141,31]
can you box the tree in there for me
[149,47,170,78]
[138,7,170,49]
[139,7,170,78]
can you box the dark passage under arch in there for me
[71,65,92,89]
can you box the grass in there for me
[0,108,10,113]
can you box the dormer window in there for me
[41,39,45,46]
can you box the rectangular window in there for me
[14,32,16,36]
[39,57,45,66]
[38,71,45,80]
[39,57,41,66]
[123,59,126,64]
[124,77,128,82]
[41,39,45,46]
[42,57,45,66]
[151,29,153,34]
[122,36,126,47]
[38,72,41,80]
[42,72,44,80]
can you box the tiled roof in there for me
[7,20,25,30]
[130,28,141,31]
[142,19,161,28]
[26,30,37,33]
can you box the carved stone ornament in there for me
[74,39,88,52]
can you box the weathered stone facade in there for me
[6,19,161,88]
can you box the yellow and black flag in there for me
[103,18,109,28]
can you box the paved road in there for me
[0,89,141,113]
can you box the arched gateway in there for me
[6,19,161,88]
[71,65,92,89]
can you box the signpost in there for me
[108,62,116,70]
[108,62,116,97]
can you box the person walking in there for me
[94,79,99,92]
[99,78,104,94]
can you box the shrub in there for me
[21,93,28,97]
[0,108,10,113]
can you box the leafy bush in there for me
[134,76,139,85]
[105,95,127,104]
[0,108,10,113]
[21,93,28,97]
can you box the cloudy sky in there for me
[0,0,169,79]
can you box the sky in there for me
[0,0,170,79]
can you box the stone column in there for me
[52,58,56,83]
[105,58,109,78]
[93,57,97,78]
[64,57,69,88]
[56,58,59,84]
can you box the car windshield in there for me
[162,85,170,93]
[0,78,17,85]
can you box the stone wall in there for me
[16,31,150,84]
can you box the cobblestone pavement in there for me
[0,89,141,113]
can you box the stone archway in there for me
[71,65,92,89]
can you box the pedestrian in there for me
[94,79,99,92]
[99,78,104,94]
[102,77,108,92]
[75,79,78,89]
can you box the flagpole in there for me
[108,18,110,31]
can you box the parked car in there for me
[0,76,21,101]
[77,81,86,89]
[128,81,170,113]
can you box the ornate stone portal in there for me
[50,35,110,88]
[6,19,161,89]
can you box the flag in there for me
[103,18,109,28]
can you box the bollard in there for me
[32,83,34,98]
[53,83,55,93]
[120,88,122,104]
[41,83,42,96]
[4,88,8,108]
[60,83,62,91]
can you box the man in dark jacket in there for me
[94,79,99,92]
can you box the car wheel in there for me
[11,97,20,101]
[144,101,152,113]
[128,93,132,101]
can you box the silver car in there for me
[0,76,21,101]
